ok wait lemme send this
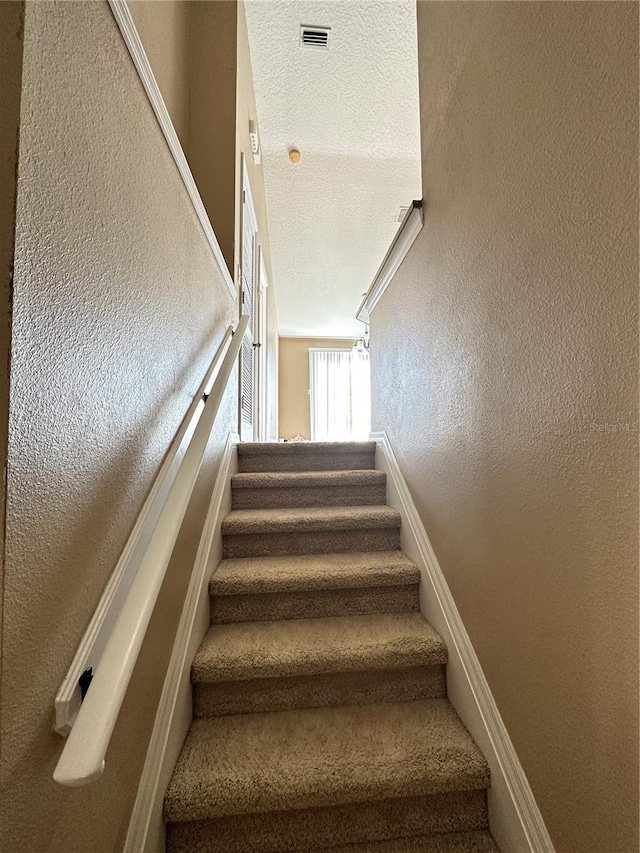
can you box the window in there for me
[309,348,371,441]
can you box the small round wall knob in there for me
[288,149,301,164]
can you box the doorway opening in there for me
[309,348,371,441]
[240,158,267,441]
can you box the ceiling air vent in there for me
[300,26,331,50]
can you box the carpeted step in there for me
[209,550,420,623]
[165,443,498,853]
[211,585,419,623]
[222,506,401,558]
[231,469,387,509]
[237,441,376,473]
[210,551,420,595]
[192,612,447,716]
[192,613,447,682]
[309,830,499,852]
[164,698,490,823]
[193,664,447,717]
[166,790,490,853]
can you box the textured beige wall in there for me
[0,0,24,727]
[132,0,279,435]
[190,0,237,273]
[0,3,237,852]
[128,0,237,270]
[127,0,191,153]
[279,337,356,439]
[371,3,638,851]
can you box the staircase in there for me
[164,442,498,853]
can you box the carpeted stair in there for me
[164,442,499,853]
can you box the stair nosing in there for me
[221,506,401,536]
[210,577,420,597]
[191,612,448,684]
[209,551,420,596]
[164,698,490,823]
[306,829,499,853]
[231,470,386,490]
[165,791,491,853]
[237,442,376,456]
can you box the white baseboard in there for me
[123,432,239,853]
[370,431,555,853]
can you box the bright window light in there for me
[309,348,371,441]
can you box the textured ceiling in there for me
[245,0,421,337]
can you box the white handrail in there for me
[53,325,234,737]
[356,200,423,324]
[53,315,248,787]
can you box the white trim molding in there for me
[124,433,239,853]
[357,200,423,324]
[108,0,236,299]
[370,431,555,853]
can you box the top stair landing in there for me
[237,441,376,473]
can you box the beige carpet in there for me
[209,551,421,622]
[164,442,499,853]
[311,831,499,852]
[231,469,387,509]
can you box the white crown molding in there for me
[370,431,555,853]
[108,0,236,300]
[123,433,239,853]
[357,201,423,324]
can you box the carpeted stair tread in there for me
[232,469,386,489]
[231,469,388,509]
[209,584,419,624]
[192,612,447,683]
[222,505,401,535]
[193,664,446,717]
[210,551,419,596]
[237,442,376,472]
[165,790,489,853]
[163,698,490,822]
[311,830,498,852]
[166,443,498,851]
[237,441,376,456]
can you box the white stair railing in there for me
[54,326,233,738]
[53,315,248,787]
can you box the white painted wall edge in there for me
[370,431,555,853]
[356,201,423,325]
[54,328,234,736]
[109,0,237,299]
[123,432,239,853]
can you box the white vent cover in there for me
[300,26,331,50]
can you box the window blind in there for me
[309,349,371,441]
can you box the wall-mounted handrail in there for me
[356,200,423,324]
[53,325,234,738]
[53,315,248,787]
